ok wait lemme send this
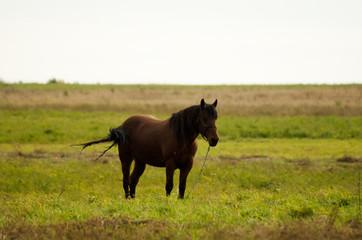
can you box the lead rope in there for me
[185,145,211,199]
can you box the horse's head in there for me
[198,99,219,147]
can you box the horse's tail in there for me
[76,127,128,161]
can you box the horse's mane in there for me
[169,105,200,143]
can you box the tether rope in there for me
[185,145,210,199]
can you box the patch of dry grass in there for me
[0,217,176,240]
[1,217,361,240]
[1,84,361,116]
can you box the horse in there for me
[78,99,219,199]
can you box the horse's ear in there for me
[200,99,205,110]
[212,99,218,108]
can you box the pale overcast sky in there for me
[0,0,361,85]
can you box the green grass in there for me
[0,110,129,144]
[218,115,361,139]
[0,106,361,239]
[0,149,359,222]
[0,147,360,238]
[1,110,361,145]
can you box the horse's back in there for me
[122,115,165,133]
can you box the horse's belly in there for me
[146,161,166,168]
[132,147,166,167]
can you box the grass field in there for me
[0,83,361,239]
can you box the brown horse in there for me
[79,99,219,199]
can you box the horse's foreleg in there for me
[129,160,146,198]
[165,160,176,196]
[178,160,193,199]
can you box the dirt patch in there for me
[295,159,313,168]
[203,219,362,240]
[217,155,269,164]
[250,219,361,240]
[239,155,269,160]
[0,217,175,240]
[337,156,362,163]
[1,217,360,240]
[1,148,120,163]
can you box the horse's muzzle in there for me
[209,137,219,147]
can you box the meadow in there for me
[0,83,361,239]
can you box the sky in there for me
[0,0,361,85]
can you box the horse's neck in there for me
[181,122,199,147]
[170,105,200,145]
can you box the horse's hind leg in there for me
[119,149,133,199]
[129,159,146,198]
